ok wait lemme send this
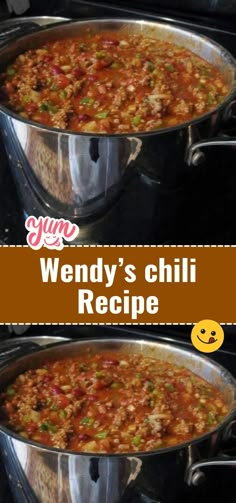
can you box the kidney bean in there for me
[43,55,53,63]
[101,38,119,46]
[87,394,97,401]
[43,374,53,383]
[78,114,91,122]
[87,74,98,81]
[51,384,63,395]
[51,65,63,75]
[73,66,85,78]
[74,387,85,398]
[102,358,119,366]
[78,433,90,441]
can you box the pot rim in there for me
[0,17,235,138]
[0,337,235,458]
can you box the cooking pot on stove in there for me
[0,19,235,222]
[0,338,236,503]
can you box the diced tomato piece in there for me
[25,102,38,114]
[57,74,71,89]
[25,422,37,434]
[5,82,15,93]
[5,402,15,414]
[56,395,70,408]
[95,378,112,390]
[95,59,113,70]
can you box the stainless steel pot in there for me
[0,19,235,220]
[0,338,235,503]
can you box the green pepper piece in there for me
[79,43,87,52]
[132,116,141,126]
[60,90,67,99]
[95,112,109,119]
[48,424,57,434]
[81,416,94,426]
[148,62,155,72]
[132,435,141,446]
[59,410,68,418]
[207,412,214,425]
[96,52,105,59]
[148,382,155,392]
[95,431,108,439]
[165,383,175,392]
[110,382,121,389]
[166,64,175,72]
[39,102,49,112]
[6,387,16,397]
[81,97,94,106]
[51,84,59,91]
[207,93,213,105]
[111,62,120,69]
[7,67,16,76]
[39,422,49,431]
[95,371,104,378]
[51,404,59,411]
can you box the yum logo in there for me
[25,216,79,250]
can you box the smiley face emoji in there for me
[191,320,224,353]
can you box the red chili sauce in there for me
[0,31,228,133]
[0,351,228,453]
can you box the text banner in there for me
[0,246,234,323]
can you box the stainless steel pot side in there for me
[0,338,236,503]
[0,19,235,219]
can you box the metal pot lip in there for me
[0,336,235,458]
[0,16,71,25]
[0,16,235,138]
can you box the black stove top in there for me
[1,0,236,245]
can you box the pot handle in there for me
[0,19,72,48]
[186,419,236,486]
[185,455,236,486]
[0,341,41,368]
[186,136,236,166]
[0,22,42,47]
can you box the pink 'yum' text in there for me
[25,216,79,250]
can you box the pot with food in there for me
[0,19,235,219]
[0,338,235,503]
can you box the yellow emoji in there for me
[191,320,224,353]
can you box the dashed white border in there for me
[0,245,236,248]
[1,244,235,324]
[1,323,236,326]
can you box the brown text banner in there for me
[0,246,234,323]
